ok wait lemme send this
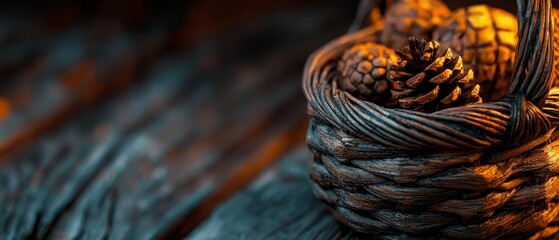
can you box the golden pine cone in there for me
[390,37,482,112]
[433,5,518,101]
[379,0,451,49]
[337,43,398,103]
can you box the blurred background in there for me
[0,0,557,239]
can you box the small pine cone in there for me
[390,37,483,112]
[380,0,451,49]
[337,43,398,103]
[433,5,518,101]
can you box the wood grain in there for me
[188,148,366,240]
[0,12,173,157]
[0,2,355,239]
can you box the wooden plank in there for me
[0,2,356,239]
[0,0,195,156]
[0,18,172,157]
[187,147,367,240]
[0,51,200,239]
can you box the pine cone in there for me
[380,0,451,49]
[390,37,482,112]
[433,5,518,101]
[337,43,398,103]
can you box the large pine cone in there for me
[337,43,398,103]
[379,0,451,49]
[433,5,518,101]
[390,37,482,112]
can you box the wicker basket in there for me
[303,0,559,239]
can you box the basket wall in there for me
[307,118,559,239]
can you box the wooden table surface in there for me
[0,1,356,239]
[1,1,559,239]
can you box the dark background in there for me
[0,1,557,239]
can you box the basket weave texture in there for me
[303,0,559,239]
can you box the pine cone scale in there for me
[415,86,439,104]
[399,86,439,108]
[440,86,461,105]
[405,72,426,88]
[357,61,373,74]
[363,74,374,85]
[458,70,474,84]
[429,69,452,85]
[425,56,446,72]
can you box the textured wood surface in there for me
[0,6,175,157]
[0,1,355,239]
[188,148,365,240]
